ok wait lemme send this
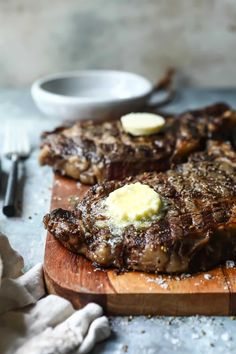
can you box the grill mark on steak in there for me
[39,103,236,184]
[167,166,211,232]
[44,141,236,273]
[168,159,235,238]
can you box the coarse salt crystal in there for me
[171,338,179,345]
[204,274,212,280]
[161,282,169,289]
[180,273,191,279]
[226,260,235,269]
[221,333,230,341]
[146,276,169,289]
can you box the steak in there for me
[44,141,236,274]
[39,103,236,184]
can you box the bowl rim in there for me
[31,70,153,105]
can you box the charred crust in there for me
[39,103,236,184]
[44,141,236,273]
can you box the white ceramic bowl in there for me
[31,70,153,121]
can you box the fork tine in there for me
[20,129,30,157]
[3,122,13,157]
[3,121,30,158]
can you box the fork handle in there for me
[3,154,19,217]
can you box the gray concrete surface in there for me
[1,0,236,88]
[0,88,235,353]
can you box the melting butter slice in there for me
[105,182,162,224]
[121,112,165,136]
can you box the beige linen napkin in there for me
[0,233,110,354]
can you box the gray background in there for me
[1,0,236,88]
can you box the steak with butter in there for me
[39,103,236,184]
[44,141,236,273]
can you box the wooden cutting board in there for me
[44,174,236,315]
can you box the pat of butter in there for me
[121,112,165,136]
[105,182,162,224]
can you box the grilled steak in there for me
[39,103,236,184]
[44,141,236,274]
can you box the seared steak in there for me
[39,103,236,184]
[44,141,236,274]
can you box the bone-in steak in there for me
[44,141,236,274]
[39,103,236,184]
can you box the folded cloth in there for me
[0,233,111,354]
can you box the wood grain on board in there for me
[44,174,235,315]
[222,266,236,315]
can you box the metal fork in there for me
[2,122,31,217]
